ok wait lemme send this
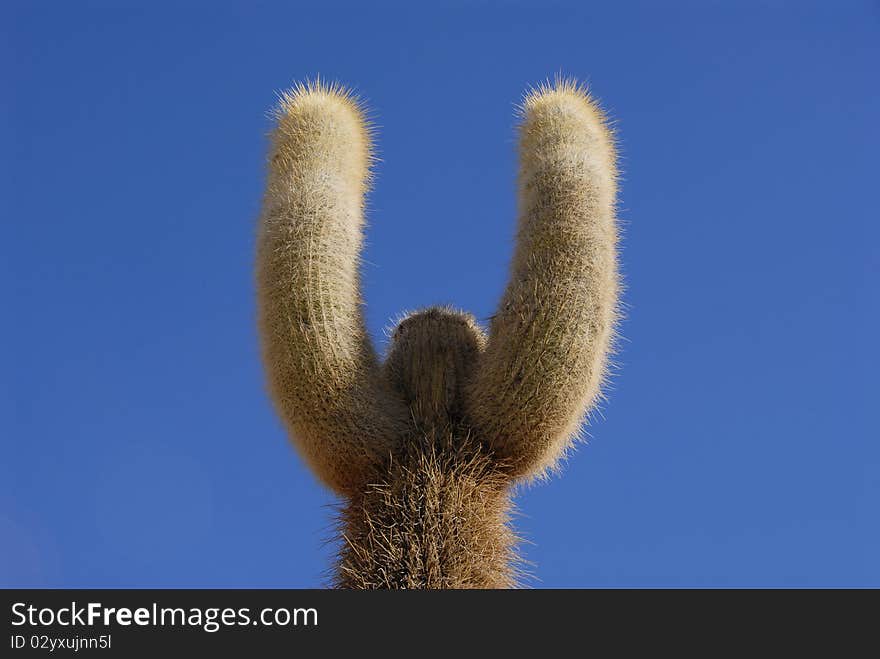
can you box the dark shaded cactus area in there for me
[256,78,620,588]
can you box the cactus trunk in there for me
[336,434,517,589]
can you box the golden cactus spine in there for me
[468,81,619,479]
[256,78,620,588]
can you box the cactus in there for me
[256,78,619,588]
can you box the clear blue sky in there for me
[2,1,877,587]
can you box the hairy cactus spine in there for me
[467,80,619,479]
[256,81,408,495]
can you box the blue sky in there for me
[2,1,877,587]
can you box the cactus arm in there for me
[467,80,620,479]
[256,81,407,495]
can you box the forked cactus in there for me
[256,78,619,588]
